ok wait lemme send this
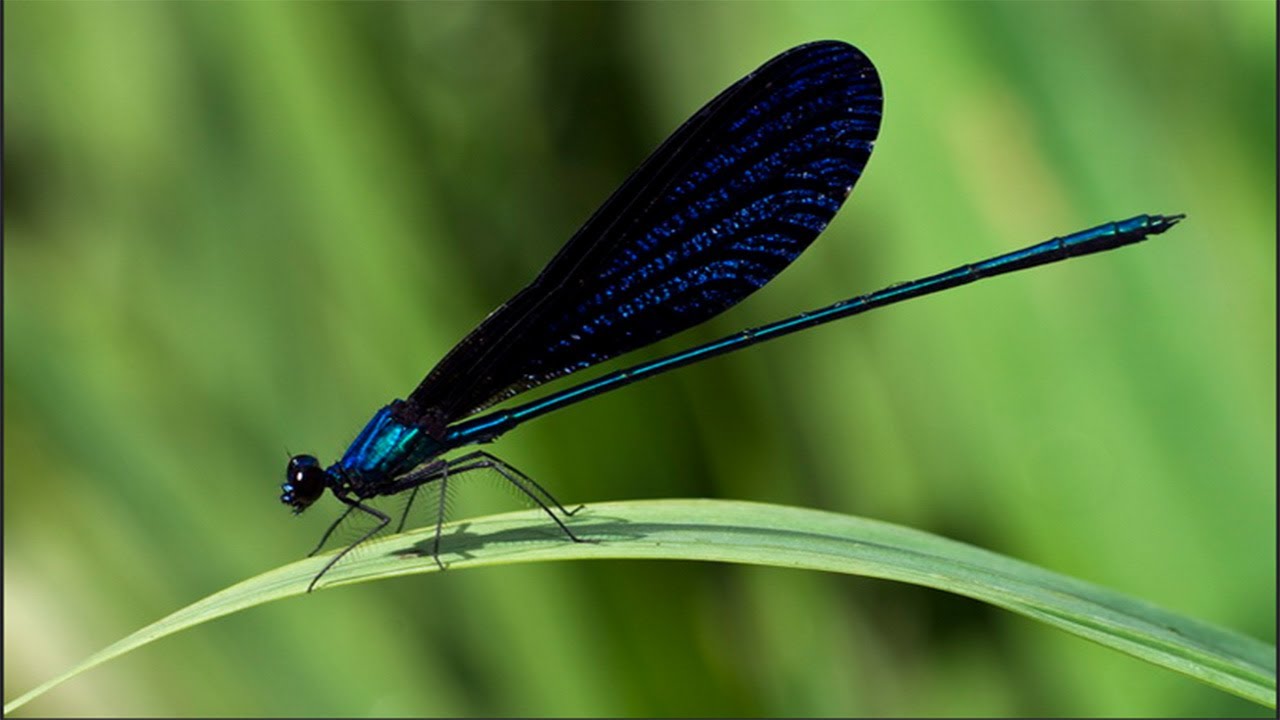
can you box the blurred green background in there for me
[4,1,1274,716]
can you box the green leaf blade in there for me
[6,499,1274,714]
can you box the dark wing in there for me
[397,41,882,435]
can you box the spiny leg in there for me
[448,450,585,518]
[395,485,421,534]
[445,455,588,544]
[378,458,454,569]
[308,498,390,593]
[377,453,589,568]
[393,458,447,534]
[431,469,450,570]
[308,503,357,557]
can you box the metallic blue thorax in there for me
[332,404,444,490]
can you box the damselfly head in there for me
[282,454,326,513]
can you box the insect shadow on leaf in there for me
[308,459,586,580]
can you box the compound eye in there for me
[282,455,326,514]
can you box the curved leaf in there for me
[5,499,1274,713]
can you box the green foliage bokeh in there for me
[4,2,1275,716]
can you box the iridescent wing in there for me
[398,41,882,435]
